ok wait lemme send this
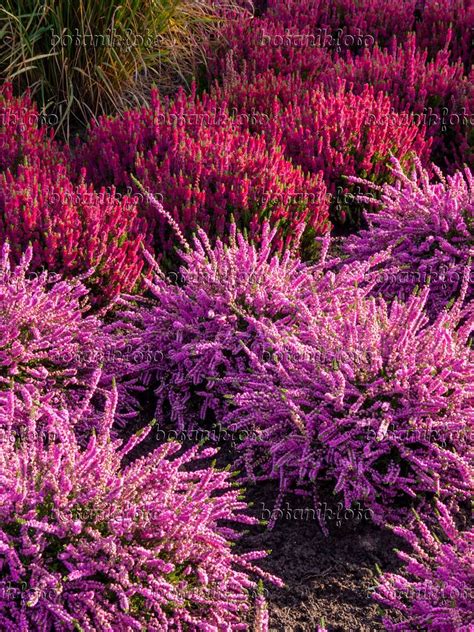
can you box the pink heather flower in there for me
[76,86,330,260]
[0,163,148,304]
[109,221,382,431]
[343,157,474,319]
[225,283,473,527]
[374,501,474,630]
[108,218,474,532]
[0,385,282,631]
[253,593,269,632]
[0,242,131,427]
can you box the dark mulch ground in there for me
[238,481,405,631]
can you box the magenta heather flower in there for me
[224,285,473,527]
[374,501,474,630]
[77,86,330,260]
[0,386,281,631]
[0,83,64,174]
[0,242,115,415]
[0,163,148,304]
[343,157,474,319]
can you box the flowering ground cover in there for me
[0,0,473,630]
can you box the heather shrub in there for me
[224,286,474,527]
[0,163,148,303]
[326,37,474,172]
[0,84,63,174]
[215,76,430,227]
[77,87,330,260]
[263,0,473,67]
[213,22,471,175]
[255,81,431,226]
[374,502,474,630]
[210,12,334,80]
[108,222,323,431]
[0,385,281,631]
[0,242,115,413]
[109,219,385,435]
[343,158,474,319]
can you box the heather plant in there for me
[107,221,323,431]
[213,18,471,175]
[210,12,334,80]
[262,0,473,67]
[255,81,431,226]
[224,285,474,528]
[374,501,474,630]
[0,163,148,303]
[0,242,116,416]
[109,215,386,438]
[326,36,474,172]
[0,84,64,174]
[214,76,430,227]
[0,385,281,630]
[77,86,330,259]
[343,158,474,319]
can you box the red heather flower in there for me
[262,81,430,223]
[77,87,330,260]
[0,386,281,631]
[343,158,474,319]
[210,12,334,80]
[0,242,114,414]
[374,502,474,631]
[262,0,473,67]
[214,75,431,227]
[0,164,148,303]
[326,36,474,172]
[225,286,473,527]
[0,83,64,174]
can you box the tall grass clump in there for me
[0,0,248,138]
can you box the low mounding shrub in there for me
[214,76,431,227]
[108,221,336,431]
[343,158,474,319]
[224,286,474,527]
[110,219,384,430]
[77,87,330,260]
[326,36,474,173]
[0,84,63,174]
[0,242,113,411]
[0,164,148,303]
[262,0,473,68]
[0,386,280,631]
[113,219,473,525]
[257,81,431,225]
[210,12,334,80]
[374,502,474,631]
